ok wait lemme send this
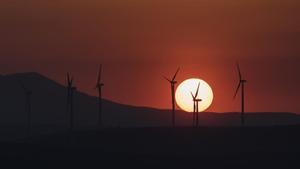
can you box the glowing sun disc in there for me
[175,78,213,112]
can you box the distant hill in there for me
[0,72,299,129]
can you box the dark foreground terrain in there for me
[1,126,300,168]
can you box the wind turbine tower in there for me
[20,81,33,136]
[163,68,180,127]
[67,73,76,131]
[95,65,104,128]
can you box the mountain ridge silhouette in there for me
[0,72,299,128]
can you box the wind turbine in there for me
[163,68,180,127]
[234,63,247,126]
[20,81,32,136]
[95,64,104,128]
[191,82,201,127]
[67,73,76,131]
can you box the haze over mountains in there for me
[0,72,299,129]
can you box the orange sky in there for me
[0,0,299,113]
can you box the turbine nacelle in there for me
[191,95,202,102]
[163,67,180,85]
[96,83,104,89]
[20,81,32,96]
[95,64,104,90]
[67,73,75,88]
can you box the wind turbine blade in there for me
[237,62,242,80]
[172,67,180,81]
[67,73,71,85]
[190,91,195,99]
[233,82,241,99]
[163,76,171,82]
[97,64,102,84]
[195,82,200,98]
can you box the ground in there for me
[0,126,299,168]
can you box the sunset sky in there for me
[0,0,299,113]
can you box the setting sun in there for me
[175,78,213,112]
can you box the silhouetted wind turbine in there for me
[67,73,76,131]
[20,81,32,136]
[234,63,247,126]
[95,65,104,128]
[191,82,201,127]
[163,68,180,127]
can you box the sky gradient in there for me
[0,0,299,113]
